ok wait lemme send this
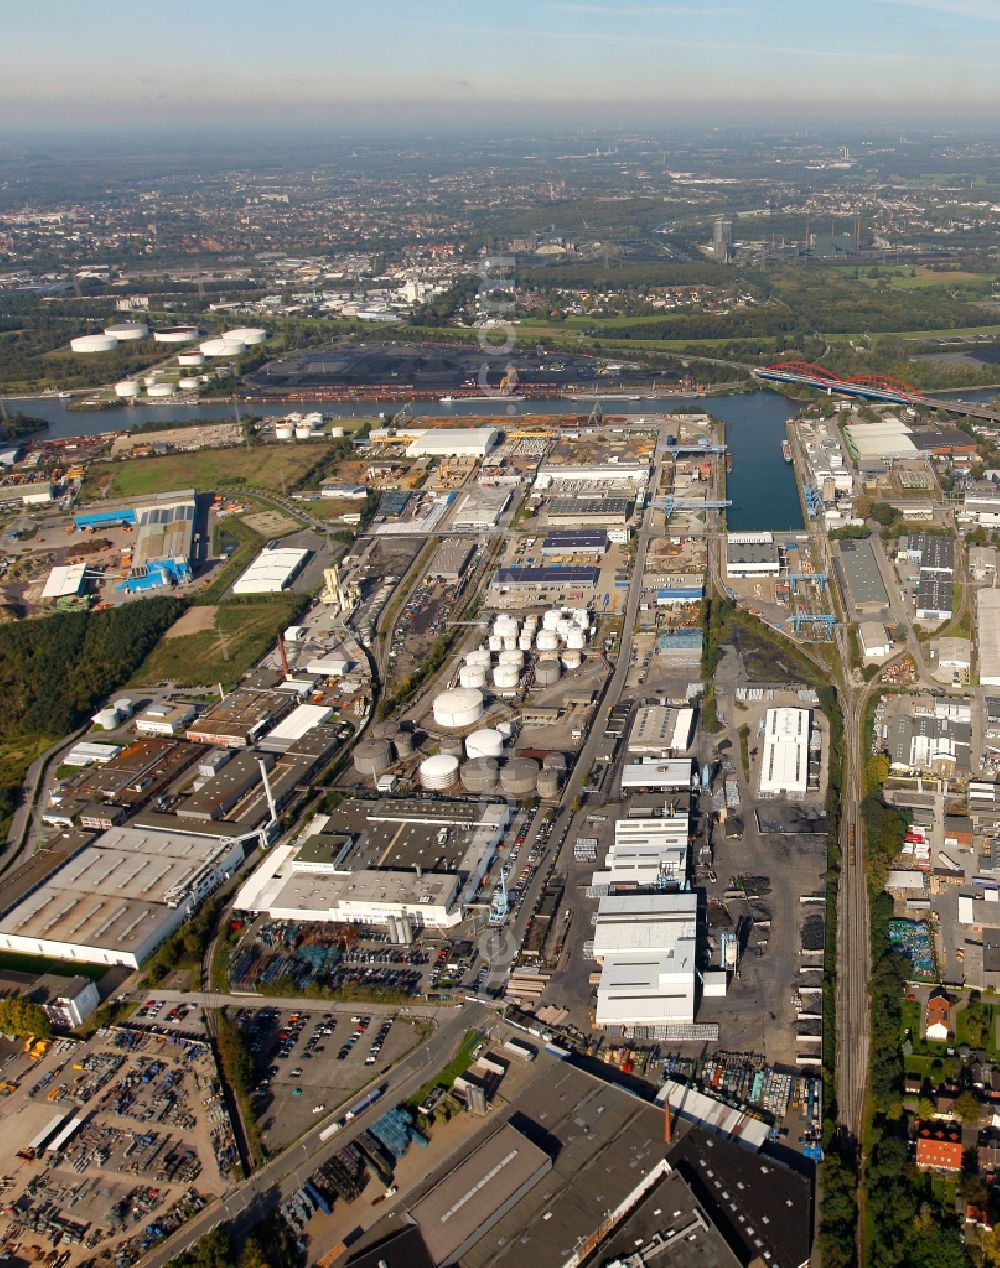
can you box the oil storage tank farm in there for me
[420,754,459,791]
[104,321,149,341]
[466,728,504,759]
[461,757,499,793]
[354,739,394,778]
[501,757,539,798]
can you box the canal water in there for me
[10,384,995,534]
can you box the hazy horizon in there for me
[6,0,1000,132]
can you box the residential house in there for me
[915,1121,963,1172]
[926,989,955,1042]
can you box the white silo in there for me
[71,333,117,353]
[492,664,519,692]
[275,421,294,441]
[536,629,559,652]
[420,754,459,791]
[459,664,488,691]
[104,321,148,341]
[433,687,484,729]
[466,728,504,759]
[114,380,140,399]
[518,633,533,652]
[295,420,315,439]
[488,635,503,652]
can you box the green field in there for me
[79,443,329,501]
[131,594,304,689]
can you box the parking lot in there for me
[234,1004,424,1152]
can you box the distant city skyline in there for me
[6,0,1000,130]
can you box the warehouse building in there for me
[41,564,87,600]
[590,814,689,893]
[450,486,511,529]
[545,497,633,525]
[535,462,649,487]
[27,974,101,1029]
[186,687,293,748]
[593,892,698,1029]
[135,702,197,737]
[0,481,53,506]
[540,528,608,555]
[859,622,892,662]
[405,427,499,459]
[915,574,953,622]
[620,758,694,792]
[725,534,781,579]
[233,545,309,595]
[425,538,474,581]
[0,828,245,968]
[980,590,1000,687]
[177,751,274,821]
[627,705,695,757]
[902,533,955,575]
[836,538,889,617]
[759,707,811,797]
[962,491,1000,528]
[886,701,972,777]
[493,565,598,591]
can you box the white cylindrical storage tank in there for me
[420,754,459,791]
[71,333,117,353]
[275,422,294,441]
[497,720,515,740]
[461,757,499,793]
[466,649,492,668]
[500,757,539,798]
[502,635,518,652]
[536,630,559,652]
[225,327,267,345]
[200,338,235,357]
[535,659,561,687]
[466,728,504,759]
[557,618,573,639]
[566,627,586,650]
[147,382,177,398]
[354,740,393,777]
[572,609,589,628]
[177,351,205,367]
[154,325,199,343]
[104,321,148,341]
[492,665,519,691]
[459,664,487,691]
[518,633,533,652]
[488,635,503,652]
[114,380,140,399]
[93,707,119,729]
[543,609,562,631]
[178,377,201,391]
[432,687,484,729]
[499,649,524,669]
[562,650,583,670]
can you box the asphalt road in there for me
[145,1001,487,1266]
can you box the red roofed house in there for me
[915,1120,963,1173]
[926,988,954,1042]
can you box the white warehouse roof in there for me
[593,892,698,1028]
[759,707,810,796]
[620,758,693,791]
[232,546,309,595]
[42,563,87,598]
[405,427,500,458]
[259,703,333,750]
[978,589,1000,687]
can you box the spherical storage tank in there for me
[535,659,561,687]
[71,333,117,353]
[147,382,177,398]
[433,687,484,729]
[177,351,205,367]
[466,728,504,759]
[461,758,499,793]
[354,740,393,777]
[420,754,459,791]
[104,321,148,341]
[501,757,539,797]
[114,380,140,399]
[536,629,559,652]
[459,664,487,691]
[492,664,519,691]
[154,325,200,344]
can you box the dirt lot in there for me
[242,510,301,537]
[164,604,218,638]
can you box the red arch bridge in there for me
[753,361,924,405]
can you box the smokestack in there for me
[664,1097,672,1143]
[277,632,290,678]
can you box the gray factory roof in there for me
[541,528,608,552]
[409,1124,552,1265]
[413,1061,676,1268]
[494,565,599,587]
[725,540,780,567]
[547,496,633,518]
[837,538,888,609]
[906,532,955,572]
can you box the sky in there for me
[6,0,1000,131]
